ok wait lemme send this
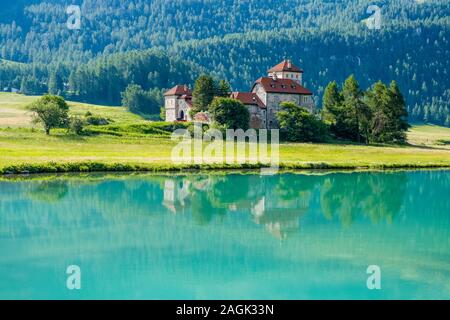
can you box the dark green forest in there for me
[0,0,448,125]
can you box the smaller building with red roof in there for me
[164,85,192,121]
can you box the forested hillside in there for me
[170,24,449,126]
[0,0,448,124]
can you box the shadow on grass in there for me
[312,138,450,151]
[403,142,450,151]
[437,139,450,145]
[52,132,88,142]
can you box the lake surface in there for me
[0,170,449,300]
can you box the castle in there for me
[164,60,315,129]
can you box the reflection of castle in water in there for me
[163,180,191,214]
[252,196,309,239]
[162,176,309,239]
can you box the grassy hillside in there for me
[407,125,450,146]
[0,93,449,174]
[0,92,144,128]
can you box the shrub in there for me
[277,102,330,142]
[121,84,163,115]
[86,115,110,126]
[209,97,250,130]
[69,116,85,135]
[84,122,190,137]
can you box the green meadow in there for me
[0,93,449,174]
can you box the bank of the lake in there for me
[1,128,450,174]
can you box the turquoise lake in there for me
[0,170,449,300]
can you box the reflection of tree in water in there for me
[274,174,319,201]
[206,175,258,208]
[28,181,69,203]
[181,174,316,239]
[190,191,227,225]
[258,175,319,239]
[320,172,408,226]
[190,175,253,225]
[162,172,408,236]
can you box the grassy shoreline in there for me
[1,160,450,175]
[2,167,449,183]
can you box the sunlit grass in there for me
[0,93,143,128]
[407,124,450,148]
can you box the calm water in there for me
[0,170,449,300]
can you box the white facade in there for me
[164,85,193,122]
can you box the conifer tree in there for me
[386,80,409,142]
[192,74,216,113]
[321,81,342,123]
[339,75,370,143]
[216,80,232,97]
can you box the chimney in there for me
[287,59,292,69]
[184,85,188,91]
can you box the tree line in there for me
[322,76,409,144]
[1,50,200,114]
[274,76,409,144]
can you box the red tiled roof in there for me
[194,112,211,123]
[164,85,192,96]
[268,60,303,73]
[253,77,312,95]
[231,92,266,109]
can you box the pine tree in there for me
[366,81,390,143]
[423,105,430,123]
[340,75,370,143]
[20,77,29,94]
[216,79,231,97]
[366,81,409,143]
[68,70,77,95]
[386,81,409,142]
[192,74,216,113]
[445,115,450,127]
[48,69,63,95]
[321,81,342,123]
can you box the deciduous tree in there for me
[28,95,70,135]
[209,97,250,130]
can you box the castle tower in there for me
[267,59,304,85]
[164,85,192,122]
